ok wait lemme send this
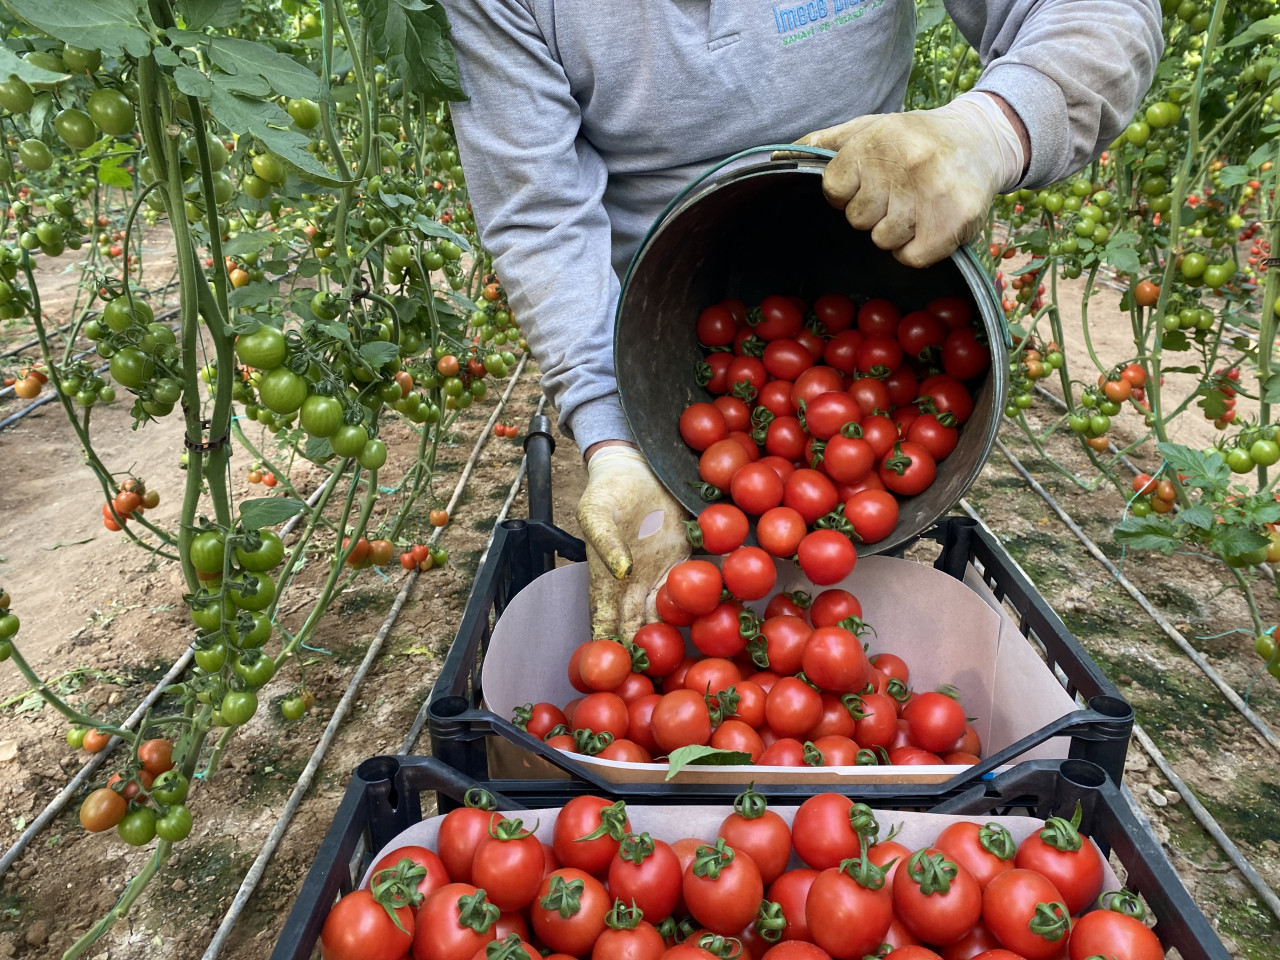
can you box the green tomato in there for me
[235,325,287,370]
[54,108,97,150]
[1225,546,1269,568]
[257,367,307,415]
[1256,634,1278,663]
[62,45,102,74]
[154,804,193,842]
[66,726,86,749]
[1130,500,1152,518]
[220,690,258,726]
[1202,262,1234,289]
[194,640,229,672]
[287,98,321,129]
[229,571,276,611]
[17,139,52,172]
[87,88,135,136]
[103,296,153,332]
[242,174,271,200]
[0,78,34,113]
[331,423,369,457]
[1125,121,1150,146]
[233,651,276,688]
[310,291,340,320]
[1088,414,1111,436]
[1250,439,1280,467]
[117,807,157,847]
[251,153,286,185]
[109,347,155,390]
[281,696,309,720]
[357,439,388,471]
[235,529,285,572]
[1227,447,1254,474]
[232,611,272,649]
[151,770,189,805]
[300,394,342,438]
[190,529,227,574]
[1180,252,1207,279]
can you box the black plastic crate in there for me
[271,756,1228,960]
[425,425,1133,799]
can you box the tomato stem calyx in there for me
[732,783,768,820]
[903,849,958,895]
[691,837,736,879]
[616,832,656,865]
[754,900,786,943]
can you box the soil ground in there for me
[0,242,1277,959]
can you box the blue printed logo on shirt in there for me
[772,0,885,45]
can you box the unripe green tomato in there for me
[1131,500,1152,518]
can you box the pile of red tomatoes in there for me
[516,562,981,770]
[679,293,990,552]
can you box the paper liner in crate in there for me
[364,802,1120,893]
[480,555,1077,784]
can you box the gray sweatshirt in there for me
[445,1,1163,452]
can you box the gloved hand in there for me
[577,445,690,640]
[793,92,1027,268]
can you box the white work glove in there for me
[795,92,1026,268]
[577,446,690,639]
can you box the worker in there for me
[445,1,1164,639]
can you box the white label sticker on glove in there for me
[638,510,665,540]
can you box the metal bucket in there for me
[615,151,1008,557]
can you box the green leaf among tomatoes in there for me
[239,496,305,530]
[205,36,324,100]
[664,746,751,780]
[9,0,152,58]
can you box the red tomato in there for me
[801,626,869,693]
[869,839,911,887]
[847,377,891,418]
[783,469,839,525]
[632,623,686,678]
[942,328,991,381]
[845,490,898,544]
[626,695,662,754]
[591,919,665,960]
[656,585,698,626]
[369,845,451,908]
[766,416,808,461]
[322,889,413,960]
[727,356,768,396]
[731,462,786,515]
[767,869,819,943]
[822,434,875,485]
[412,883,495,960]
[853,692,899,748]
[814,293,856,334]
[871,652,909,684]
[879,442,938,497]
[694,503,750,554]
[531,868,610,956]
[884,365,920,409]
[552,797,631,877]
[934,821,1016,890]
[612,674,656,704]
[758,737,807,766]
[717,791,793,886]
[805,392,862,440]
[437,806,496,884]
[796,328,826,360]
[927,295,974,329]
[757,506,808,558]
[982,869,1071,960]
[792,366,846,409]
[721,298,749,324]
[578,639,633,692]
[758,379,797,419]
[758,455,796,483]
[822,330,865,374]
[573,692,629,739]
[1014,817,1104,915]
[682,839,765,935]
[754,295,804,341]
[897,310,947,357]
[893,851,983,946]
[667,560,724,616]
[723,546,778,600]
[907,414,959,461]
[807,734,861,766]
[859,414,900,459]
[856,336,904,375]
[700,438,751,491]
[764,339,815,380]
[857,298,902,337]
[697,305,738,347]
[472,816,545,910]
[713,396,752,432]
[939,921,1002,960]
[691,601,750,658]
[652,689,713,752]
[608,834,683,923]
[765,677,823,739]
[684,658,741,698]
[700,352,733,394]
[806,859,895,958]
[902,691,966,753]
[728,430,762,461]
[680,403,728,451]
[710,718,764,761]
[919,377,974,425]
[756,615,812,675]
[808,589,863,628]
[790,794,865,870]
[1067,901,1163,960]
[796,530,856,585]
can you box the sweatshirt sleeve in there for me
[945,1,1164,188]
[444,0,633,451]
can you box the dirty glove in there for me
[577,446,690,640]
[795,92,1026,268]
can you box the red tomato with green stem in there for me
[806,850,895,959]
[880,442,938,497]
[903,691,966,754]
[807,693,858,740]
[933,821,1016,890]
[572,692,630,739]
[796,530,856,585]
[693,503,750,553]
[918,378,974,425]
[1013,807,1104,915]
[845,489,898,545]
[766,416,808,461]
[472,816,547,911]
[852,692,900,748]
[681,403,728,451]
[757,506,808,558]
[801,626,870,693]
[884,365,920,409]
[608,833,684,923]
[822,433,875,485]
[666,560,724,617]
[792,365,846,409]
[731,463,786,516]
[323,887,415,960]
[578,638,633,692]
[847,377,892,418]
[551,797,631,877]
[683,838,765,935]
[691,601,750,658]
[713,396,752,432]
[369,846,451,906]
[783,469,839,525]
[652,689,713,752]
[755,615,812,675]
[753,295,804,341]
[981,869,1071,960]
[700,440,752,492]
[856,337,904,376]
[437,802,499,884]
[808,590,861,628]
[907,413,959,461]
[859,414,900,459]
[717,786,793,886]
[411,883,498,960]
[897,310,948,358]
[805,392,862,440]
[758,379,797,418]
[591,901,666,960]
[765,677,824,739]
[893,850,983,946]
[1066,892,1163,960]
[767,868,819,943]
[530,868,611,957]
[814,293,856,334]
[631,623,686,678]
[700,352,733,394]
[791,794,879,870]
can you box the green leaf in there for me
[1224,14,1280,47]
[356,0,466,102]
[359,341,400,367]
[0,46,68,85]
[304,435,334,462]
[1198,390,1230,420]
[174,65,213,98]
[7,0,151,58]
[1114,515,1184,553]
[239,497,305,529]
[97,152,132,188]
[915,0,947,35]
[1178,504,1213,530]
[1101,242,1140,276]
[221,232,276,257]
[1248,501,1280,525]
[1156,442,1229,491]
[412,214,470,250]
[1216,165,1253,188]
[664,746,752,780]
[296,258,323,279]
[207,37,322,100]
[1262,374,1280,404]
[177,0,241,30]
[1179,205,1197,227]
[206,81,350,186]
[227,280,278,309]
[1209,525,1270,557]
